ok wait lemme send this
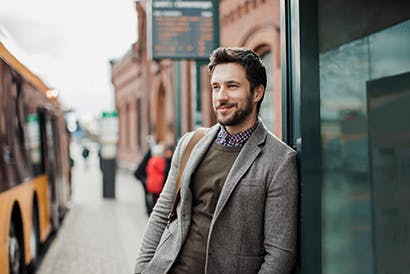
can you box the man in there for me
[135,47,298,273]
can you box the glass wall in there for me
[320,18,410,274]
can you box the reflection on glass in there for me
[260,51,274,131]
[368,73,410,274]
[370,23,410,79]
[320,37,373,274]
[320,20,410,274]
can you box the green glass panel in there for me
[367,72,410,274]
[320,19,410,274]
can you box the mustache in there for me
[216,102,236,109]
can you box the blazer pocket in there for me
[236,255,264,273]
[236,179,265,204]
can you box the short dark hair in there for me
[208,47,267,113]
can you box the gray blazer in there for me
[135,120,298,274]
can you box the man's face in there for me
[211,63,257,130]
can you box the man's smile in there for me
[216,103,236,113]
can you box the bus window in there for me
[6,77,31,183]
[26,112,43,175]
[0,63,6,191]
[0,137,5,192]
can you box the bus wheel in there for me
[30,205,40,265]
[9,222,24,274]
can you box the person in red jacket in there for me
[145,144,166,206]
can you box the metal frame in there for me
[281,0,322,273]
[174,61,182,140]
[195,60,207,127]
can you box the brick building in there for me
[111,0,282,168]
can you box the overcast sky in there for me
[0,0,137,116]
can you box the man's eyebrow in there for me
[211,80,240,85]
[226,80,240,84]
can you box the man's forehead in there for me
[211,63,246,82]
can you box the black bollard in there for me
[101,158,116,199]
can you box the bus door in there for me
[39,110,60,229]
[50,115,66,218]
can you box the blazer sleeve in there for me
[134,132,194,273]
[259,151,298,274]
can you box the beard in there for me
[214,92,254,127]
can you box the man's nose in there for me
[215,86,229,101]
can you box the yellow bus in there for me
[0,38,71,274]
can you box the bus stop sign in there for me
[149,0,218,60]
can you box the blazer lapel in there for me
[212,122,267,222]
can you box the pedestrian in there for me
[134,47,298,273]
[163,144,174,181]
[145,144,166,207]
[81,145,90,170]
[133,147,153,214]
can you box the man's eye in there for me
[228,84,238,88]
[212,86,220,91]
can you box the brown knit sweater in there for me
[169,142,242,273]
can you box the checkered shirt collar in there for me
[216,120,259,147]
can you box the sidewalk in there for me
[37,143,148,274]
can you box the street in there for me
[37,143,148,274]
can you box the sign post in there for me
[99,111,118,199]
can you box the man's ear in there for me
[254,85,265,103]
